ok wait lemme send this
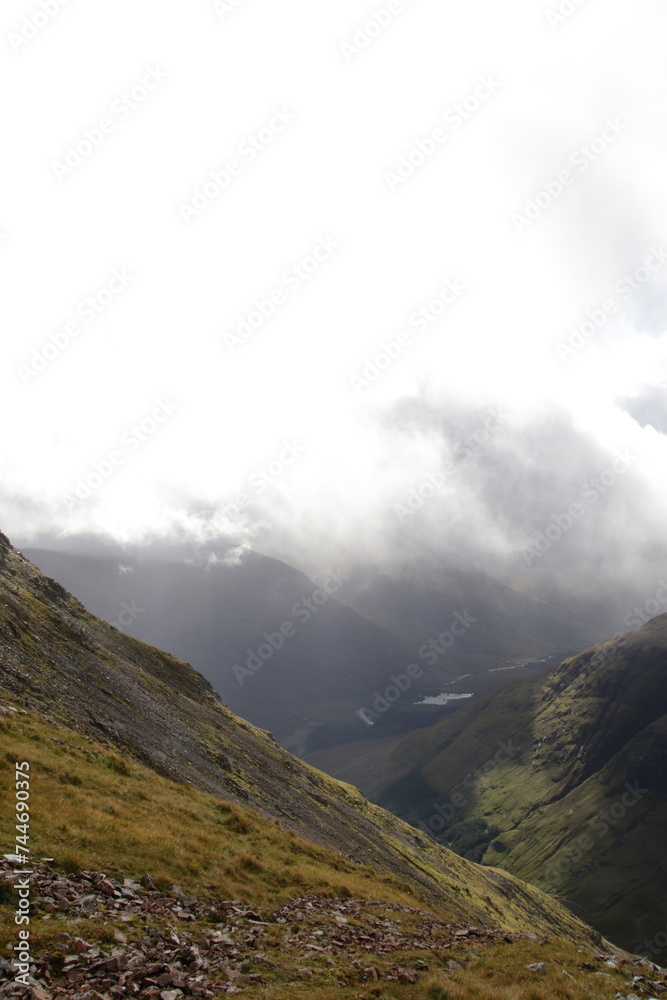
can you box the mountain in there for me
[364,615,667,961]
[334,557,617,689]
[1,528,653,999]
[301,557,616,781]
[0,529,597,930]
[22,545,449,755]
[23,546,616,768]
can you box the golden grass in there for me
[0,711,435,913]
[0,711,643,999]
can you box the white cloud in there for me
[1,0,666,593]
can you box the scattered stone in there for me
[396,967,419,983]
[0,857,639,1000]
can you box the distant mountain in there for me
[0,527,611,964]
[23,546,451,754]
[25,545,626,781]
[335,558,616,687]
[302,557,616,781]
[364,616,667,960]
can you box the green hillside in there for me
[0,529,659,997]
[2,709,658,1000]
[367,618,667,960]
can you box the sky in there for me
[2,0,667,596]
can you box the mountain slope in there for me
[0,529,606,948]
[302,556,614,786]
[23,546,450,755]
[367,616,667,960]
[1,714,657,1000]
[23,544,619,777]
[335,558,615,686]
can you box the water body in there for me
[414,692,475,706]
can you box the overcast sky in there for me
[2,0,666,592]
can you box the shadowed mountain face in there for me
[22,546,451,753]
[365,615,667,961]
[295,558,618,783]
[0,528,609,949]
[23,546,614,761]
[334,559,617,678]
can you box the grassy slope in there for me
[21,547,443,740]
[0,712,652,1000]
[0,530,606,947]
[367,619,667,957]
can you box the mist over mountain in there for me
[10,389,667,643]
[23,535,627,764]
[0,530,614,950]
[3,2,667,996]
[22,543,438,754]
